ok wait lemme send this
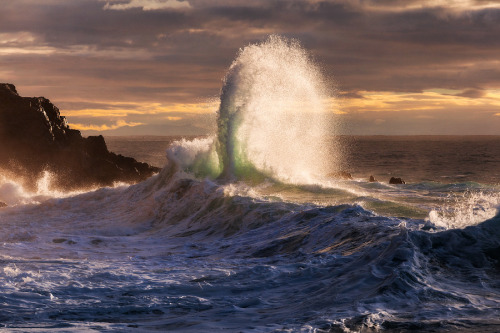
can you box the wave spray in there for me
[215,35,339,184]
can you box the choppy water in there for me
[1,36,499,332]
[1,136,499,332]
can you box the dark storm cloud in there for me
[0,1,191,48]
[1,0,500,135]
[3,0,499,94]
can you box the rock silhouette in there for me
[389,177,406,184]
[0,83,160,190]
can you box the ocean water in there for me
[1,36,500,332]
[107,135,500,184]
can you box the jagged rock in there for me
[369,175,377,182]
[0,201,7,208]
[389,177,405,184]
[0,83,160,191]
[328,171,353,180]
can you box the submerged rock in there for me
[389,177,406,184]
[0,83,160,190]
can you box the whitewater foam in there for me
[0,171,130,207]
[428,189,500,229]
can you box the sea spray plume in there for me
[216,35,339,184]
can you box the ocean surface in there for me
[107,135,500,185]
[0,135,498,332]
[1,37,500,332]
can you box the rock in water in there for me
[389,177,406,184]
[369,175,377,182]
[0,83,160,190]
[0,202,7,208]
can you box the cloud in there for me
[68,112,216,136]
[63,101,218,118]
[0,32,37,45]
[103,0,191,11]
[339,91,364,99]
[0,46,56,56]
[341,90,500,114]
[355,0,500,10]
[2,0,500,135]
[61,101,217,135]
[70,120,143,131]
[455,89,486,98]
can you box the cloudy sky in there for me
[1,0,500,135]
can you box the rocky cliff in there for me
[0,83,160,190]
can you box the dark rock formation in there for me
[0,201,7,208]
[389,177,405,184]
[369,175,377,182]
[0,83,160,190]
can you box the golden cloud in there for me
[69,120,143,131]
[63,100,219,118]
[340,90,500,114]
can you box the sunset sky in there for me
[1,0,500,135]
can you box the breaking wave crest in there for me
[428,189,500,229]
